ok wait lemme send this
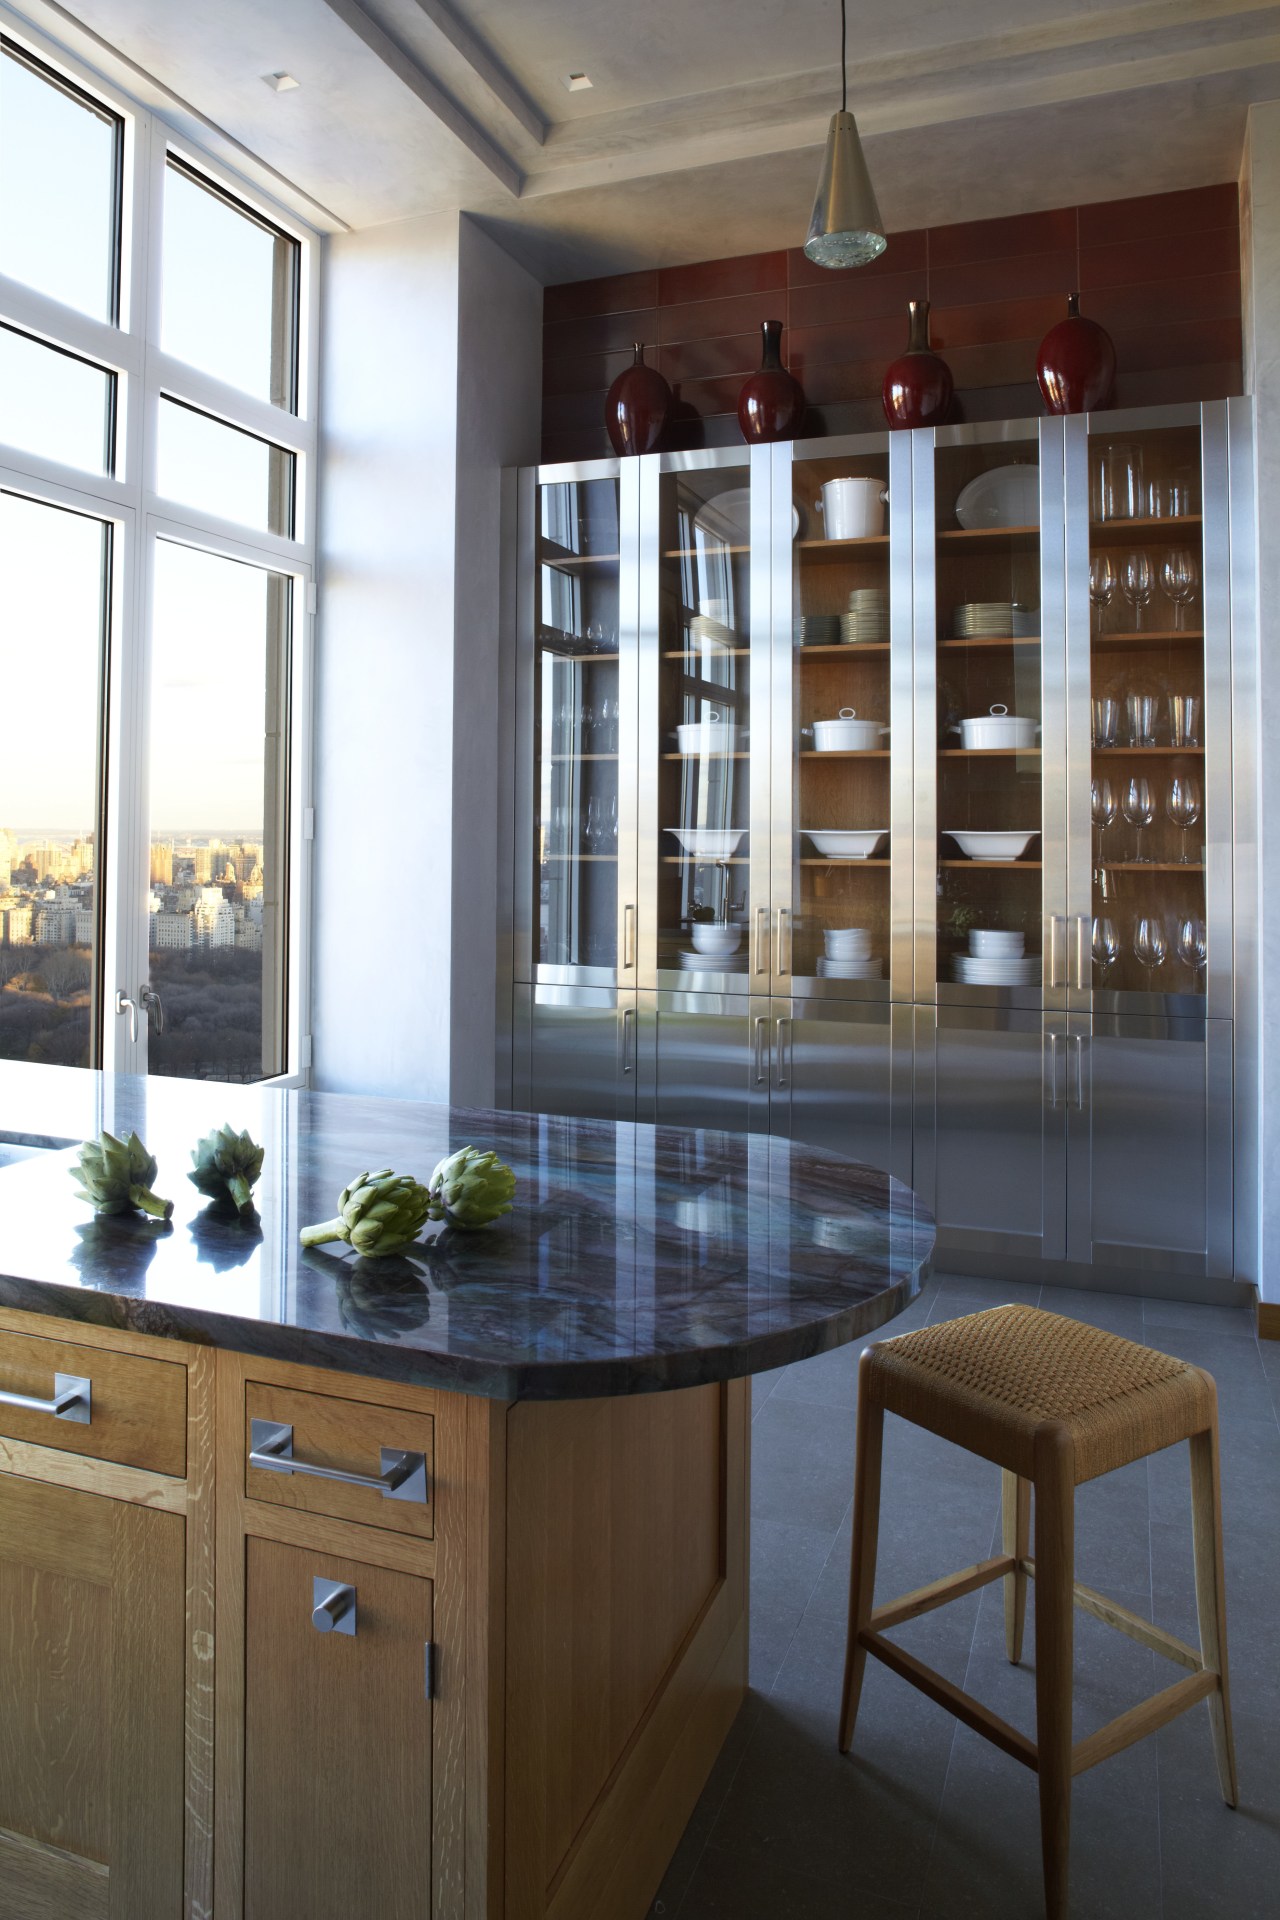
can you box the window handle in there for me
[115,990,138,1044]
[140,985,165,1035]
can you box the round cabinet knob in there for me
[312,1579,356,1634]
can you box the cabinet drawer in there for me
[244,1382,435,1540]
[0,1327,186,1477]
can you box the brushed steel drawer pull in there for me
[312,1576,356,1635]
[249,1419,428,1504]
[0,1372,91,1425]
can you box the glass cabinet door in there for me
[1074,412,1212,1011]
[641,453,765,990]
[532,472,627,981]
[918,422,1057,1008]
[774,435,911,1001]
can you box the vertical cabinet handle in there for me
[623,904,636,971]
[776,909,791,976]
[753,1015,768,1086]
[312,1577,356,1635]
[1046,1032,1060,1109]
[1075,916,1088,993]
[1072,1033,1085,1109]
[619,1006,635,1075]
[754,907,768,975]
[1047,917,1065,989]
[775,1017,791,1088]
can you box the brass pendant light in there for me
[803,0,887,269]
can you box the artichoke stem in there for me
[129,1185,174,1221]
[228,1174,254,1218]
[300,1218,345,1247]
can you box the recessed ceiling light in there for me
[563,72,593,92]
[263,72,300,93]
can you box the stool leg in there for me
[1033,1425,1075,1920]
[839,1356,884,1754]
[1002,1469,1031,1663]
[1188,1422,1238,1807]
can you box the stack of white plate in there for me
[818,956,884,980]
[841,588,889,645]
[952,929,1038,985]
[824,926,873,959]
[677,949,748,973]
[794,614,840,646]
[952,602,1039,639]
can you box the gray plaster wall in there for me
[312,210,539,1103]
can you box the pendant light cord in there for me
[840,0,847,112]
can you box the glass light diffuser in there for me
[803,111,887,270]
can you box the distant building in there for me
[194,887,236,947]
[3,908,32,944]
[150,912,193,950]
[34,906,77,945]
[150,841,174,885]
[236,917,263,952]
[74,908,94,944]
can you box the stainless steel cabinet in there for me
[636,990,765,1135]
[769,998,912,1184]
[512,984,637,1123]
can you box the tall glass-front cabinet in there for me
[506,401,1253,1288]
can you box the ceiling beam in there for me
[403,0,546,144]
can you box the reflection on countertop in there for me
[0,1064,934,1399]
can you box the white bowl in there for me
[954,463,1040,530]
[804,829,887,859]
[691,924,743,955]
[665,828,746,859]
[946,830,1038,862]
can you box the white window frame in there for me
[0,5,318,1084]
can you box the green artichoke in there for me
[300,1169,433,1258]
[71,1130,173,1220]
[188,1124,264,1219]
[426,1146,515,1229]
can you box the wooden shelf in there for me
[661,855,749,865]
[801,749,891,760]
[939,747,1040,758]
[799,642,890,656]
[796,534,890,562]
[1098,862,1204,873]
[799,857,890,867]
[539,542,620,570]
[1093,745,1204,757]
[937,524,1039,550]
[664,647,750,659]
[1090,514,1201,548]
[1093,629,1202,649]
[663,751,750,760]
[541,854,618,862]
[664,545,749,559]
[537,646,620,663]
[940,859,1042,869]
[938,636,1040,652]
[549,753,618,762]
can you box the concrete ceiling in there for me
[18,0,1280,280]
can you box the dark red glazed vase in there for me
[882,300,953,429]
[605,343,671,456]
[1036,293,1116,414]
[737,319,805,443]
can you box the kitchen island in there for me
[0,1065,933,1920]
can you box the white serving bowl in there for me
[969,930,1025,953]
[947,830,1038,861]
[813,708,889,752]
[951,705,1039,751]
[676,720,738,755]
[665,827,746,859]
[691,923,743,955]
[804,829,887,859]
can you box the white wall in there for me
[312,211,540,1103]
[1239,101,1280,1301]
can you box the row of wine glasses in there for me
[546,795,619,854]
[553,695,621,754]
[1092,773,1202,863]
[1091,692,1200,748]
[1089,549,1199,632]
[1092,914,1207,978]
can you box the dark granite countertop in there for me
[0,1065,933,1400]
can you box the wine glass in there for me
[1160,548,1199,631]
[1133,916,1167,979]
[1175,915,1207,980]
[1120,550,1154,632]
[1088,552,1117,634]
[583,796,604,852]
[607,793,619,849]
[1122,776,1154,863]
[1091,776,1117,864]
[578,698,597,750]
[1166,774,1202,865]
[1092,916,1120,980]
[599,694,619,754]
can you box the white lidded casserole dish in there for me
[813,707,889,752]
[676,708,739,754]
[951,704,1039,750]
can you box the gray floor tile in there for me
[1038,1284,1149,1337]
[771,1340,862,1409]
[675,1830,918,1919]
[1158,1705,1280,1918]
[749,1599,804,1694]
[751,1514,841,1620]
[1135,1327,1275,1421]
[1144,1296,1260,1340]
[750,1365,787,1417]
[749,1396,856,1532]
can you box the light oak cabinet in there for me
[0,1314,748,1920]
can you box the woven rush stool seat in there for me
[838,1305,1237,1920]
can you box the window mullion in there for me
[0,273,143,376]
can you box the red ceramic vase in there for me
[882,300,953,429]
[737,319,805,443]
[605,343,671,456]
[1036,293,1116,414]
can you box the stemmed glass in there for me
[1166,773,1202,865]
[1175,916,1207,982]
[1160,548,1199,631]
[1122,776,1154,863]
[1088,553,1117,634]
[1091,776,1117,865]
[583,796,605,853]
[1092,916,1120,981]
[1133,916,1167,979]
[1120,550,1154,632]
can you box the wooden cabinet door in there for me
[243,1539,433,1920]
[0,1471,185,1919]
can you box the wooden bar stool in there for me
[838,1305,1237,1920]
